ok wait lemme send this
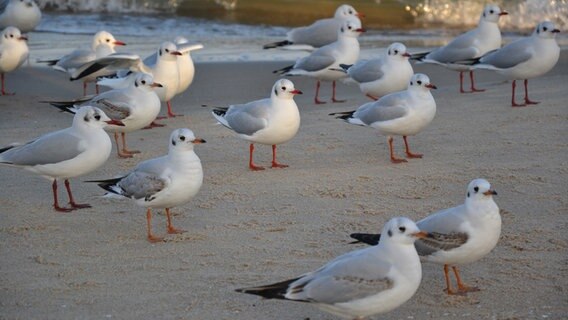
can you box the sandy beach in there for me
[0,49,567,319]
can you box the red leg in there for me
[469,71,485,92]
[453,266,480,294]
[1,73,14,96]
[83,81,88,96]
[121,132,140,155]
[459,71,466,93]
[146,208,164,243]
[64,179,91,209]
[511,80,525,107]
[331,81,346,103]
[366,94,378,101]
[314,80,326,104]
[165,208,186,234]
[270,144,288,169]
[248,143,265,171]
[403,136,423,159]
[143,121,166,129]
[523,79,539,105]
[388,136,407,164]
[443,264,457,295]
[166,100,180,117]
[114,132,133,158]
[52,180,74,212]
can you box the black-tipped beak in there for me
[105,119,125,126]
[499,11,508,16]
[114,40,127,46]
[192,138,206,144]
[19,36,28,41]
[402,52,411,58]
[355,28,366,33]
[552,29,560,33]
[290,89,302,95]
[151,82,163,88]
[171,51,183,56]
[483,189,497,196]
[425,83,437,89]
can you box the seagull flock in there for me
[0,1,563,319]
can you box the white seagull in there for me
[470,21,560,107]
[90,128,205,243]
[274,19,364,104]
[38,30,127,95]
[74,42,183,118]
[45,73,163,158]
[339,42,413,100]
[0,0,41,33]
[0,26,28,95]
[263,4,363,51]
[0,106,124,212]
[330,73,437,164]
[412,4,507,93]
[211,79,302,171]
[350,179,501,295]
[236,217,430,320]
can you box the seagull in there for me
[0,26,28,95]
[37,30,127,95]
[412,4,508,93]
[330,73,437,164]
[263,4,363,51]
[89,128,205,243]
[0,0,41,33]
[211,79,302,171]
[0,106,124,212]
[274,19,364,104]
[236,217,430,320]
[350,179,500,295]
[469,21,560,107]
[74,42,183,118]
[338,42,413,100]
[44,73,163,158]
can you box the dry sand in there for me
[0,51,567,320]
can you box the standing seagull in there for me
[0,26,28,95]
[0,106,124,212]
[412,4,507,93]
[263,4,363,51]
[38,30,127,95]
[211,79,302,171]
[274,19,364,104]
[350,179,500,295]
[44,73,163,158]
[469,21,560,107]
[236,217,430,320]
[0,0,41,32]
[330,73,437,164]
[90,128,205,243]
[339,42,413,100]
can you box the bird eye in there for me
[165,49,170,53]
[106,39,110,42]
[94,114,101,121]
[474,186,479,193]
[10,34,13,38]
[348,10,353,14]
[489,10,494,14]
[399,226,406,232]
[281,86,286,90]
[417,80,422,85]
[543,27,548,31]
[394,50,399,54]
[348,25,352,30]
[141,80,146,85]
[180,135,186,141]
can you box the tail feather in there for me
[211,107,232,129]
[273,65,294,75]
[339,64,353,71]
[85,177,125,195]
[349,233,381,246]
[235,277,304,301]
[263,40,293,50]
[328,110,356,120]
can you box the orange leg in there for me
[146,208,164,243]
[452,266,480,293]
[388,136,407,163]
[165,208,186,234]
[52,180,74,212]
[248,143,265,171]
[114,132,133,158]
[64,179,91,209]
[314,80,326,104]
[403,136,423,159]
[121,132,140,155]
[331,81,345,103]
[443,264,457,295]
[270,144,288,169]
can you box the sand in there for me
[0,50,567,320]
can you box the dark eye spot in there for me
[340,27,344,32]
[474,186,479,193]
[348,10,353,14]
[172,139,176,146]
[84,115,89,122]
[467,192,470,197]
[165,49,170,53]
[180,136,185,141]
[399,226,406,232]
[543,27,548,31]
[417,80,422,85]
[387,230,393,237]
[490,10,494,14]
[281,86,286,90]
[348,25,352,30]
[10,34,13,38]
[94,114,101,121]
[106,39,110,42]
[410,81,414,85]
[394,50,399,54]
[141,80,146,85]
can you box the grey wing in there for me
[349,59,385,83]
[479,39,533,69]
[294,50,336,72]
[426,30,481,62]
[288,18,340,47]
[355,97,408,125]
[415,206,469,256]
[93,98,132,121]
[117,157,168,201]
[0,130,84,166]
[0,0,8,14]
[415,232,469,256]
[142,52,157,67]
[290,248,394,304]
[71,53,145,80]
[224,100,270,136]
[177,43,204,54]
[56,49,96,71]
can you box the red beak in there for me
[290,89,303,95]
[499,11,508,16]
[150,82,163,88]
[355,28,366,33]
[356,12,365,18]
[113,40,126,46]
[402,52,411,57]
[19,36,28,41]
[105,119,125,126]
[171,51,183,56]
[552,29,560,33]
[425,83,437,89]
[191,138,206,144]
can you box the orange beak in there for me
[114,40,126,46]
[191,138,206,144]
[425,83,437,89]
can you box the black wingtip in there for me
[349,233,381,246]
[328,110,356,120]
[212,107,228,117]
[273,65,294,75]
[339,64,352,71]
[235,277,302,300]
[263,40,293,49]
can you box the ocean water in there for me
[30,0,568,63]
